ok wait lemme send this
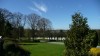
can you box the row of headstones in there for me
[30,37,66,40]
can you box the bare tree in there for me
[0,8,13,21]
[12,12,22,28]
[37,18,52,38]
[27,13,40,40]
[11,12,25,39]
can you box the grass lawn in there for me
[19,42,65,56]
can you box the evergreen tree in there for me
[5,21,13,37]
[0,10,13,38]
[65,12,98,56]
[0,11,5,37]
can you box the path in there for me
[48,42,64,45]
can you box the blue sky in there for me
[0,0,100,29]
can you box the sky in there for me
[0,0,100,30]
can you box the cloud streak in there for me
[29,1,47,15]
[33,2,47,13]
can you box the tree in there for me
[58,30,66,41]
[45,30,52,40]
[37,18,52,37]
[27,13,40,40]
[11,12,25,39]
[5,20,13,37]
[96,30,100,44]
[19,26,24,37]
[0,10,13,38]
[65,12,98,56]
[0,8,13,22]
[0,11,5,37]
[24,29,31,40]
[0,8,13,38]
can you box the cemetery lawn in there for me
[19,43,64,56]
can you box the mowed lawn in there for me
[19,42,65,56]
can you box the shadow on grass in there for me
[19,43,38,45]
[5,43,30,56]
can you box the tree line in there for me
[0,8,67,41]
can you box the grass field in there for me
[19,42,65,56]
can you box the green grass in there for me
[20,43,65,56]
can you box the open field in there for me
[19,42,65,56]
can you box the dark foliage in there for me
[65,12,98,56]
[4,43,30,56]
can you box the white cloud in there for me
[33,2,47,13]
[28,1,47,15]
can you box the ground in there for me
[19,42,65,56]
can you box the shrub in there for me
[89,48,100,56]
[33,40,40,42]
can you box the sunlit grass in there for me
[20,43,64,56]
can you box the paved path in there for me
[48,42,64,45]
